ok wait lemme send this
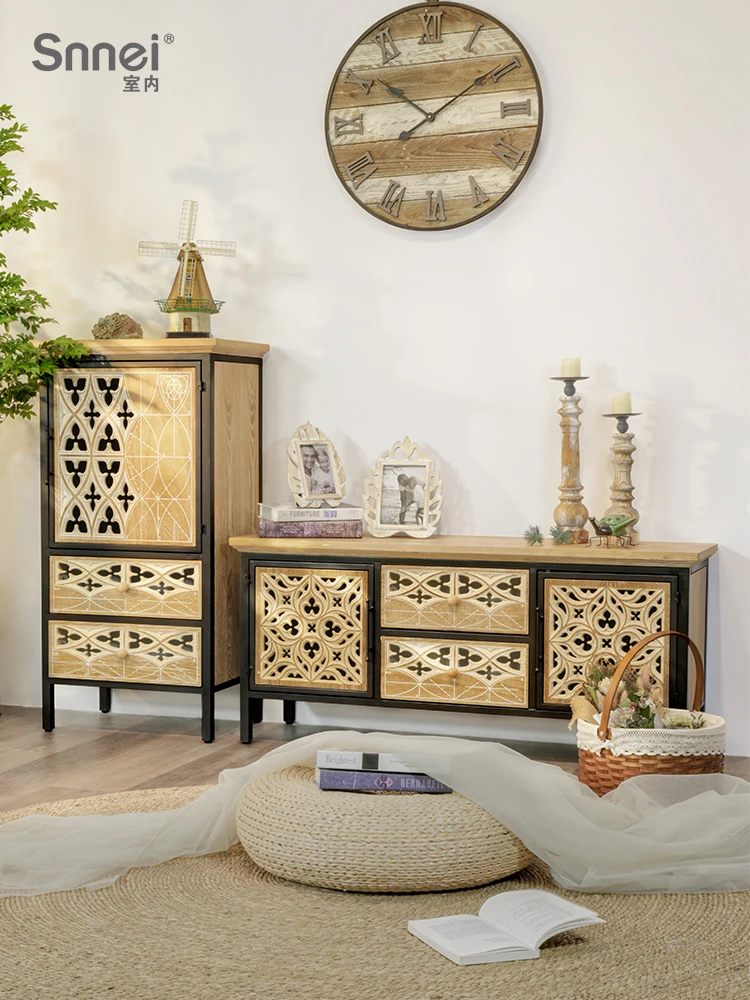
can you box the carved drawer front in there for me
[381,565,529,634]
[49,621,201,686]
[50,557,202,619]
[543,578,671,706]
[54,367,198,546]
[381,637,528,708]
[254,566,368,693]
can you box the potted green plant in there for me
[0,103,86,424]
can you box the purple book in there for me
[315,768,452,794]
[259,520,363,538]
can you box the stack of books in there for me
[314,750,452,794]
[258,502,364,538]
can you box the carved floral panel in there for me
[381,637,528,708]
[49,621,201,686]
[255,567,368,692]
[382,565,529,634]
[543,578,671,705]
[54,368,197,545]
[50,557,202,619]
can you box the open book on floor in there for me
[408,889,604,966]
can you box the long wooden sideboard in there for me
[229,535,717,743]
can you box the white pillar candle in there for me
[612,392,632,413]
[561,357,581,378]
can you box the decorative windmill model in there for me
[138,200,236,338]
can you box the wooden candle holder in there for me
[603,412,642,545]
[551,376,589,544]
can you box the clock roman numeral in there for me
[344,69,374,95]
[490,57,521,83]
[492,136,525,170]
[469,176,490,208]
[465,22,484,53]
[334,114,365,137]
[343,152,377,190]
[419,11,443,45]
[379,181,407,218]
[426,190,446,223]
[501,100,531,118]
[374,28,401,66]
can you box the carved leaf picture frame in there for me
[287,422,347,508]
[363,438,443,538]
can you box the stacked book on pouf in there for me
[314,750,452,794]
[258,502,364,538]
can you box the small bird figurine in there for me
[589,515,637,537]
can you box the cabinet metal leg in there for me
[283,700,296,725]
[201,687,215,744]
[43,682,55,732]
[250,698,263,724]
[241,706,253,744]
[99,687,112,713]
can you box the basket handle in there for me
[596,630,704,741]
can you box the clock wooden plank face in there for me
[326,3,543,231]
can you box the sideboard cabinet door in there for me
[542,575,674,707]
[53,366,198,546]
[252,565,370,695]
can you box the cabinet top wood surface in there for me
[229,535,717,568]
[36,338,270,359]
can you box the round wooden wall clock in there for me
[325,2,543,231]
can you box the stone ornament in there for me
[287,422,347,508]
[91,313,143,340]
[363,437,443,538]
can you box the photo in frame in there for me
[363,438,443,538]
[287,422,347,508]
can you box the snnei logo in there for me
[32,33,173,93]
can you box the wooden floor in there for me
[1,706,747,813]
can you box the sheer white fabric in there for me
[1,730,748,897]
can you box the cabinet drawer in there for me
[50,557,202,619]
[254,566,368,693]
[381,637,528,708]
[49,621,201,686]
[381,565,529,634]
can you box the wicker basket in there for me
[236,765,534,893]
[577,630,725,796]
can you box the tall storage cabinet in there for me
[40,338,268,741]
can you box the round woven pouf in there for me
[236,765,534,893]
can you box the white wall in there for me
[1,1,748,754]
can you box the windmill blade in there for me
[179,200,199,243]
[139,242,180,257]
[196,240,237,257]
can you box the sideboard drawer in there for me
[381,565,529,634]
[381,637,528,708]
[49,621,201,686]
[50,557,202,619]
[254,566,369,693]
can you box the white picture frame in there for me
[363,438,443,538]
[287,422,347,508]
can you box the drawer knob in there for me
[446,667,459,679]
[447,596,461,607]
[116,649,129,660]
[117,582,131,594]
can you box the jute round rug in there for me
[1,786,747,1000]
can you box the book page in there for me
[479,890,603,951]
[409,915,525,957]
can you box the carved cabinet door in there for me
[53,367,199,547]
[542,574,674,707]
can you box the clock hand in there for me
[378,80,434,121]
[398,60,512,141]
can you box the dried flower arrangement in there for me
[569,654,706,731]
